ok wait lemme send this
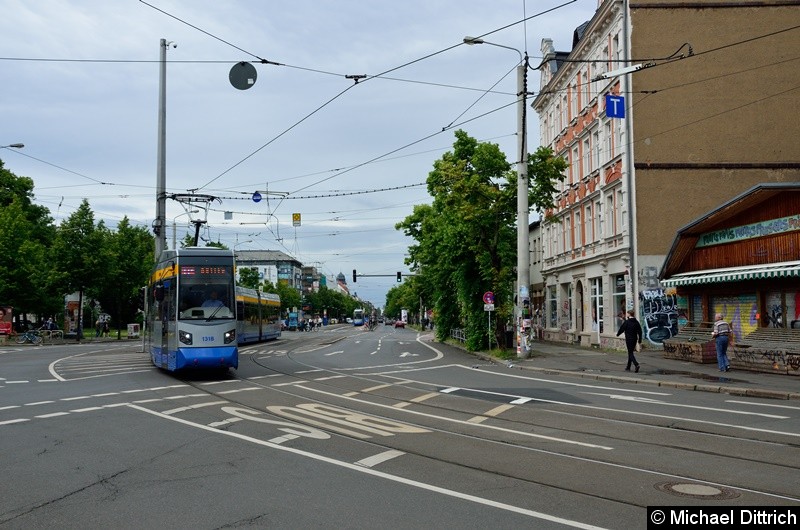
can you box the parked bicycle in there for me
[15,330,43,345]
[38,328,64,343]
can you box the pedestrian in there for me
[95,318,102,337]
[103,319,110,337]
[616,309,642,372]
[711,313,732,372]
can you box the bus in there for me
[352,308,365,326]
[235,286,281,344]
[145,247,239,371]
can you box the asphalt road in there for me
[1,325,798,529]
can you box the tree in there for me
[51,200,105,337]
[93,217,154,337]
[238,267,260,289]
[396,131,567,351]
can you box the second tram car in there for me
[235,286,281,344]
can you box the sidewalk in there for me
[470,339,800,401]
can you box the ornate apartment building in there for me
[531,0,800,349]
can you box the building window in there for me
[613,274,627,330]
[571,146,580,184]
[591,277,604,333]
[616,189,624,234]
[548,285,558,328]
[584,202,593,243]
[575,211,582,248]
[604,120,613,161]
[564,215,571,252]
[583,70,590,107]
[595,199,602,240]
[606,195,615,236]
[593,130,601,170]
[560,283,573,331]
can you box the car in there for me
[394,320,405,328]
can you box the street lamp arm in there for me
[463,36,523,63]
[1,143,24,149]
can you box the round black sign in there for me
[229,62,257,90]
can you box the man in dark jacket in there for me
[616,309,643,372]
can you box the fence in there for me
[450,328,466,343]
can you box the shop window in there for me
[591,277,603,333]
[548,286,557,328]
[613,274,626,330]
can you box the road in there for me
[1,325,798,529]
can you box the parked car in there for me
[394,320,405,328]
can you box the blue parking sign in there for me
[605,94,625,118]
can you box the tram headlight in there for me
[179,330,193,345]
[224,329,236,344]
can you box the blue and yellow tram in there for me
[235,286,281,344]
[146,247,240,371]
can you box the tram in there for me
[145,247,239,371]
[235,286,281,344]
[352,308,365,326]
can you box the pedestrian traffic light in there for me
[352,269,357,283]
[396,272,402,282]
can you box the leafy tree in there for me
[238,267,261,289]
[93,217,154,337]
[51,200,105,336]
[396,132,567,351]
[0,161,58,325]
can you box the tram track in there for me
[170,333,800,506]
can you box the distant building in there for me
[235,250,303,293]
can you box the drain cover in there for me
[655,481,740,500]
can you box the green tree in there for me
[0,160,58,325]
[94,217,154,337]
[396,132,567,351]
[51,200,105,337]
[238,267,260,289]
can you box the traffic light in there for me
[352,269,357,283]
[396,272,402,282]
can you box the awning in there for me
[661,260,800,287]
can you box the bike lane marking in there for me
[128,403,608,530]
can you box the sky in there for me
[0,0,600,307]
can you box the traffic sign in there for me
[483,291,494,304]
[484,303,495,312]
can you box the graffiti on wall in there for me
[711,295,758,338]
[639,289,678,345]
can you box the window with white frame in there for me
[570,82,578,119]
[575,210,582,248]
[591,277,604,333]
[606,194,615,236]
[595,199,602,240]
[548,285,557,328]
[582,71,590,107]
[564,215,571,252]
[616,189,624,234]
[583,137,591,175]
[584,202,593,243]
[604,120,613,161]
[593,130,601,170]
[556,103,562,133]
[613,274,627,330]
[571,146,580,184]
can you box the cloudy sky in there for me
[1,0,599,306]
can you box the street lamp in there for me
[464,37,531,358]
[1,143,24,149]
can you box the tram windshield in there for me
[177,260,235,320]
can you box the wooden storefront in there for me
[659,184,800,375]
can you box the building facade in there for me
[235,250,304,293]
[531,0,800,349]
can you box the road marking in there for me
[129,404,609,529]
[726,400,800,410]
[162,401,227,415]
[583,392,789,419]
[0,419,29,426]
[26,401,55,406]
[484,404,515,417]
[324,350,344,356]
[35,412,70,419]
[361,383,393,392]
[410,392,439,403]
[297,385,612,450]
[356,450,405,468]
[314,375,346,381]
[217,387,261,395]
[273,380,308,387]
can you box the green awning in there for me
[662,260,800,287]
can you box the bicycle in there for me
[15,330,43,345]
